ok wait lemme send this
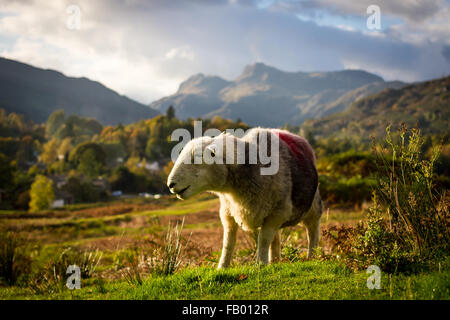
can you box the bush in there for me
[14,190,30,210]
[30,247,102,293]
[317,150,377,206]
[366,126,449,271]
[0,232,32,286]
[120,218,190,284]
[319,175,376,206]
[63,175,106,203]
[325,125,449,273]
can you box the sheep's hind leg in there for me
[304,218,320,258]
[257,208,287,265]
[269,230,281,263]
[217,218,238,269]
[256,227,277,265]
[303,190,323,258]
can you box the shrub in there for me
[160,218,187,275]
[120,218,190,284]
[30,247,102,293]
[0,232,32,286]
[319,175,376,206]
[364,126,449,271]
[325,125,449,273]
[317,150,377,206]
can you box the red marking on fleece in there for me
[273,130,316,166]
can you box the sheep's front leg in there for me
[217,217,238,269]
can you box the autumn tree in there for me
[29,175,54,212]
[40,138,59,165]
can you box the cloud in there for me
[0,0,449,104]
[271,0,444,23]
[165,46,196,61]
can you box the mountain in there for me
[150,74,232,120]
[0,57,158,125]
[149,62,406,126]
[301,76,450,138]
[316,80,406,118]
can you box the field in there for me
[1,193,448,300]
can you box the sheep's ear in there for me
[206,144,217,156]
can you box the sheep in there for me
[167,128,322,268]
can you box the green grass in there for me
[1,260,448,300]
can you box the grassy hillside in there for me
[0,57,158,125]
[302,76,450,139]
[1,194,448,300]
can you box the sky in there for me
[0,0,449,104]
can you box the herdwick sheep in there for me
[167,128,322,268]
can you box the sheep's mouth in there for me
[177,185,190,196]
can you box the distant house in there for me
[137,161,160,171]
[92,177,110,192]
[51,190,74,208]
[147,161,160,171]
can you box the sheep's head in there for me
[167,135,232,199]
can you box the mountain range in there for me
[1,57,420,128]
[0,57,158,125]
[149,62,406,127]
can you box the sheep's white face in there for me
[167,136,229,199]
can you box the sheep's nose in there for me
[168,182,176,189]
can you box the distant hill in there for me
[302,76,450,138]
[0,57,158,125]
[149,62,406,127]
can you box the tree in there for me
[0,153,14,190]
[145,137,168,160]
[77,148,103,178]
[40,138,59,165]
[63,174,103,203]
[16,135,35,165]
[29,175,54,212]
[69,142,106,177]
[166,105,175,120]
[57,138,74,161]
[109,166,136,193]
[46,109,65,136]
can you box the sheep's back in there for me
[273,130,318,227]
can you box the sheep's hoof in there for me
[255,261,268,268]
